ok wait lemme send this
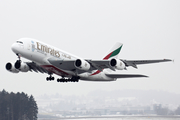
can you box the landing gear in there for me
[46,75,80,83]
[46,75,54,81]
[14,54,22,69]
[16,54,21,62]
[57,76,80,83]
[57,78,66,82]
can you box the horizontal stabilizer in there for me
[106,74,148,78]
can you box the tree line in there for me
[0,89,38,120]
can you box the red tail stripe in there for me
[103,52,113,60]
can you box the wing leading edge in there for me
[122,59,172,68]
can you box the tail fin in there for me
[103,42,123,60]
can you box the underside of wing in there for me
[48,58,111,74]
[26,62,49,74]
[86,60,111,71]
[106,73,148,78]
[48,58,86,74]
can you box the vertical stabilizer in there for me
[91,42,123,75]
[103,42,123,60]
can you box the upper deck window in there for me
[16,41,23,44]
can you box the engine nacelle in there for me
[6,62,19,73]
[110,58,126,70]
[15,61,30,72]
[74,59,91,71]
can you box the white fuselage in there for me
[11,38,116,81]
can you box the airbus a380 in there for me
[6,38,171,82]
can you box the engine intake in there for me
[75,59,82,67]
[15,61,30,72]
[75,59,90,71]
[5,62,19,73]
[110,58,126,70]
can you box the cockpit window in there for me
[16,41,23,44]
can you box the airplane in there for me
[6,38,172,82]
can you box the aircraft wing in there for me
[87,59,172,70]
[26,62,49,74]
[122,59,172,68]
[48,58,111,74]
[106,73,148,78]
[48,58,172,74]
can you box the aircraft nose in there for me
[11,43,19,53]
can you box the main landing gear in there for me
[46,74,80,82]
[46,75,55,81]
[46,75,80,82]
[57,76,80,83]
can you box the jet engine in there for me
[74,59,91,71]
[6,62,19,73]
[110,58,126,70]
[14,61,30,72]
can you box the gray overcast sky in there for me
[0,0,179,96]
